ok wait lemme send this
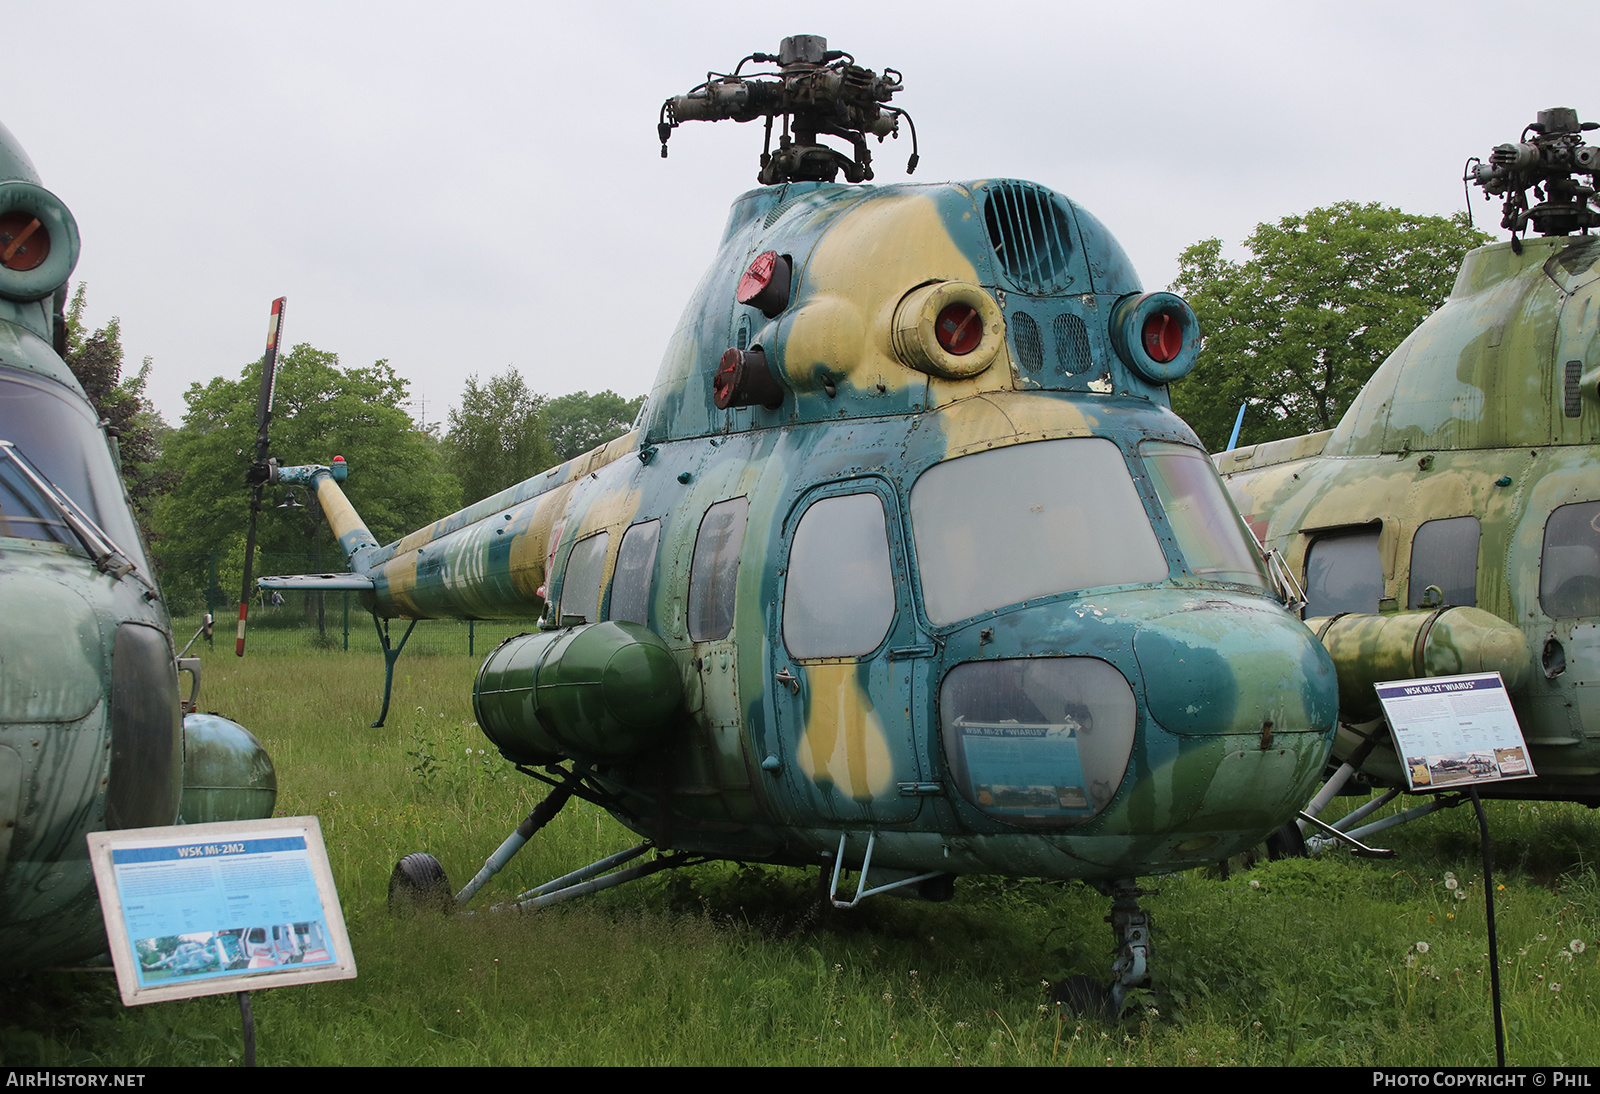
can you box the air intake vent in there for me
[983,182,1076,294]
[1053,313,1092,374]
[764,193,806,229]
[1566,359,1583,418]
[1011,311,1043,374]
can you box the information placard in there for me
[87,816,356,1006]
[1373,672,1535,793]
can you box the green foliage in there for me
[441,367,554,506]
[150,344,460,606]
[60,284,170,539]
[543,389,645,464]
[1168,203,1491,451]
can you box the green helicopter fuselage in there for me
[1219,233,1600,801]
[275,179,1338,879]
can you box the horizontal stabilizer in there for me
[258,573,374,591]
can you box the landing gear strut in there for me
[1052,880,1154,1019]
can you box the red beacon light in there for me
[1142,312,1182,364]
[735,250,792,318]
[331,455,348,482]
[934,302,982,355]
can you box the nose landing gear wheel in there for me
[1051,974,1117,1022]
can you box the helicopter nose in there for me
[1133,597,1337,738]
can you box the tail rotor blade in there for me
[237,297,286,657]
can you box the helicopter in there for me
[1215,107,1600,846]
[260,36,1338,1010]
[0,121,277,974]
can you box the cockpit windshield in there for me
[909,438,1168,624]
[0,366,147,571]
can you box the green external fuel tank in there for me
[176,712,278,824]
[1308,607,1533,722]
[474,621,684,765]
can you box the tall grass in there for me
[4,615,1599,1066]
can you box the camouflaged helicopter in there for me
[0,121,276,974]
[1216,107,1600,846]
[261,36,1337,1009]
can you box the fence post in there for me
[343,591,349,652]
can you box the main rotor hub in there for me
[658,34,919,186]
[1467,106,1600,237]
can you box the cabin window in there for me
[939,657,1136,828]
[689,497,748,641]
[1303,528,1382,617]
[608,520,660,626]
[909,437,1166,625]
[1140,441,1269,590]
[783,493,896,658]
[558,532,609,624]
[1408,517,1480,609]
[1541,502,1600,618]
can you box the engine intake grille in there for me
[983,181,1076,294]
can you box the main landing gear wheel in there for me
[389,852,453,915]
[1264,820,1308,860]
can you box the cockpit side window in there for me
[1408,516,1480,609]
[1303,528,1382,617]
[1541,502,1600,618]
[607,519,660,626]
[0,367,145,567]
[909,438,1167,625]
[689,498,748,641]
[0,446,78,548]
[1140,441,1269,590]
[783,493,896,659]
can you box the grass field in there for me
[4,613,1600,1067]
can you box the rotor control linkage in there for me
[658,33,918,186]
[1466,106,1600,240]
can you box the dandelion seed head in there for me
[1445,877,1459,890]
[1249,879,1261,889]
[1572,940,1587,954]
[1416,941,1430,953]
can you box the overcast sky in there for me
[3,1,1591,429]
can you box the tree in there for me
[1168,203,1491,451]
[150,343,460,608]
[441,367,555,505]
[61,284,171,538]
[543,390,645,463]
